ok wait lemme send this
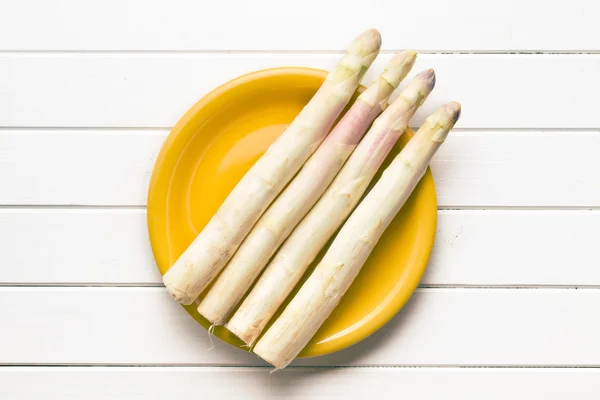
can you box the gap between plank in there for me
[1,205,599,211]
[1,127,600,133]
[437,206,600,211]
[1,283,600,289]
[1,363,599,368]
[2,50,600,55]
[0,205,147,210]
[0,286,598,292]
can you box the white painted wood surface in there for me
[1,288,599,366]
[2,55,600,128]
[2,209,599,286]
[1,0,598,51]
[2,131,600,206]
[2,0,600,398]
[2,367,599,400]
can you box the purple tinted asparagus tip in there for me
[446,102,462,124]
[416,68,436,92]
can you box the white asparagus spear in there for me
[254,102,462,370]
[226,69,436,345]
[197,51,418,324]
[162,30,381,304]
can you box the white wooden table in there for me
[1,1,600,398]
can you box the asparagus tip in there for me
[354,29,382,54]
[445,101,462,124]
[370,50,418,95]
[389,49,418,67]
[415,68,436,92]
[428,102,462,143]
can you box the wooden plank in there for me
[1,367,599,399]
[2,54,600,128]
[427,210,600,286]
[0,0,598,51]
[0,131,164,206]
[0,209,159,284]
[431,131,600,207]
[1,130,599,206]
[0,287,598,366]
[2,209,600,286]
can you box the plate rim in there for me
[147,66,437,359]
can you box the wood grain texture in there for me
[1,367,599,399]
[1,209,599,286]
[0,0,598,51]
[1,130,599,206]
[1,287,598,366]
[2,54,600,128]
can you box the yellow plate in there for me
[147,67,437,359]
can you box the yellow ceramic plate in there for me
[147,67,437,359]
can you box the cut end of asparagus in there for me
[162,276,195,305]
[225,321,259,347]
[428,102,462,143]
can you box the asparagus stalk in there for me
[197,51,418,324]
[162,30,382,304]
[254,102,462,369]
[226,69,436,345]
